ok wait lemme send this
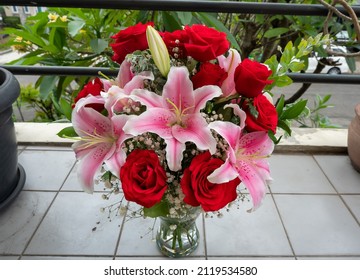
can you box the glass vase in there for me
[156,208,201,258]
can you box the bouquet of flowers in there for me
[66,22,279,256]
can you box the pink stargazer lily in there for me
[207,104,274,211]
[123,66,222,171]
[101,60,154,116]
[217,48,241,97]
[72,95,132,193]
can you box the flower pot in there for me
[0,67,26,210]
[348,103,360,173]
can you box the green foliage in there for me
[273,95,308,140]
[3,16,21,28]
[264,34,330,90]
[295,94,342,128]
[57,126,78,138]
[3,8,139,121]
[143,201,169,218]
[15,84,61,122]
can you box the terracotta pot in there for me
[0,67,26,210]
[348,103,360,172]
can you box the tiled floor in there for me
[0,146,360,260]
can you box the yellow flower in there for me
[60,16,68,22]
[48,13,59,23]
[14,36,23,43]
[146,25,170,77]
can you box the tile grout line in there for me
[268,187,297,260]
[19,190,60,259]
[19,155,77,259]
[112,202,131,260]
[312,155,360,227]
[201,213,208,260]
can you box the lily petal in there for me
[131,88,164,108]
[235,160,268,212]
[207,155,239,184]
[162,66,194,112]
[239,131,275,156]
[217,48,241,96]
[172,114,217,153]
[193,85,222,112]
[123,108,173,139]
[165,138,185,171]
[208,120,241,150]
[74,142,115,193]
[72,106,111,137]
[224,104,246,130]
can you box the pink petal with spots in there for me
[239,131,274,156]
[72,106,111,137]
[217,49,241,96]
[123,108,174,139]
[193,85,222,112]
[224,104,246,130]
[208,120,241,150]
[76,142,115,193]
[131,88,164,108]
[162,66,194,112]
[172,114,217,154]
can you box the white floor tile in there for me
[204,196,293,257]
[18,150,76,191]
[274,194,360,256]
[62,162,107,192]
[342,195,360,223]
[0,256,19,260]
[268,155,336,193]
[314,155,360,193]
[0,191,56,255]
[25,192,123,256]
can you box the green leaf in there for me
[264,55,279,74]
[57,126,78,138]
[276,95,285,116]
[68,20,85,37]
[162,11,182,32]
[268,130,282,144]
[177,11,193,25]
[274,75,293,87]
[90,39,108,54]
[39,76,58,100]
[3,28,46,47]
[143,201,169,218]
[345,57,356,73]
[289,61,305,72]
[264,27,289,38]
[49,27,66,51]
[281,99,308,120]
[277,119,292,136]
[60,97,73,120]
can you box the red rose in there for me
[234,58,273,98]
[184,25,230,62]
[161,29,189,59]
[73,78,104,112]
[191,62,228,89]
[243,94,278,133]
[110,22,154,64]
[120,149,167,208]
[181,152,241,212]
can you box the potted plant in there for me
[348,103,360,172]
[0,67,26,210]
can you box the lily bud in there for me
[146,25,170,77]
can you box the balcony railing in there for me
[1,0,360,85]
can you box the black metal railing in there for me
[1,0,360,85]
